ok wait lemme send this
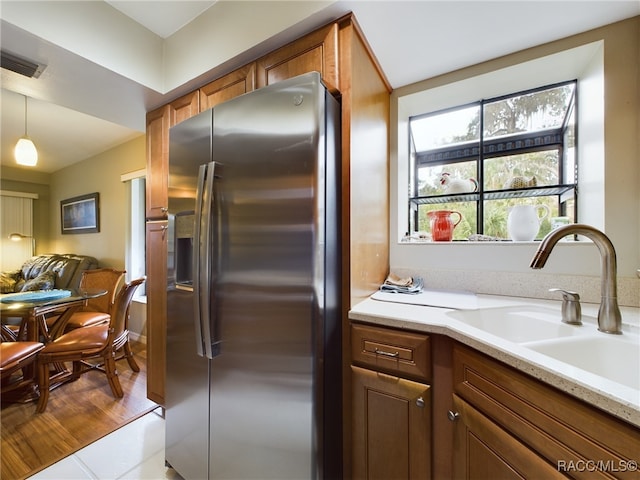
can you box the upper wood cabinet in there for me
[145,91,199,220]
[256,23,339,92]
[169,91,199,125]
[200,63,256,111]
[145,105,170,220]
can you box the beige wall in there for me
[48,135,145,268]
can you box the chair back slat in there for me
[79,268,125,315]
[110,278,145,338]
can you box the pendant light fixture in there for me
[14,95,38,166]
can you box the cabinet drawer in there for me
[351,323,431,382]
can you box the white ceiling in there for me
[105,0,219,38]
[1,1,638,174]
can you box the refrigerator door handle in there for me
[193,161,218,359]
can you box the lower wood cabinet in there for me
[452,394,565,479]
[349,329,640,480]
[351,366,431,480]
[145,221,168,405]
[452,342,640,480]
[351,323,432,479]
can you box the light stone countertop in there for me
[349,292,640,428]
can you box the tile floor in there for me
[27,408,183,480]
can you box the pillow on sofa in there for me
[20,270,57,292]
[0,270,21,293]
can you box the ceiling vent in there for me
[1,51,46,78]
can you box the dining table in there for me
[0,287,107,403]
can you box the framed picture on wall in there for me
[60,192,100,234]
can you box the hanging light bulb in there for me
[14,95,38,166]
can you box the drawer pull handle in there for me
[447,410,460,422]
[374,348,399,358]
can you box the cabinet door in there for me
[256,23,338,91]
[352,365,431,480]
[145,92,199,220]
[200,63,256,111]
[145,105,170,219]
[169,90,199,125]
[145,220,168,405]
[452,395,566,480]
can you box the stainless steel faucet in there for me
[529,223,622,334]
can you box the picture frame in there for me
[60,192,100,234]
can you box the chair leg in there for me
[71,361,85,380]
[36,361,51,414]
[122,342,140,372]
[103,354,123,398]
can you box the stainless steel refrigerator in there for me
[164,72,342,480]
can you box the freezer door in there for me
[207,72,331,479]
[165,110,213,480]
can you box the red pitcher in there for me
[427,210,462,241]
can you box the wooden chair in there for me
[36,277,145,413]
[1,341,44,395]
[63,268,127,331]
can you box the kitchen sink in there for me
[446,305,587,343]
[524,335,640,390]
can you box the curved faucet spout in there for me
[529,223,622,334]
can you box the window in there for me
[408,81,577,240]
[122,172,146,297]
[0,192,36,270]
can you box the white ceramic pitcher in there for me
[507,204,550,241]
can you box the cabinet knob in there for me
[447,410,460,421]
[161,207,168,213]
[416,397,425,408]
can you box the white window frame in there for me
[121,169,146,298]
[391,41,605,275]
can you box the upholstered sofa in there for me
[0,254,99,293]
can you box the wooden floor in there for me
[1,342,158,480]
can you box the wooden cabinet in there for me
[169,91,199,125]
[199,63,256,111]
[351,323,431,381]
[256,23,339,91]
[145,14,391,430]
[145,220,168,405]
[452,342,640,479]
[145,91,199,220]
[145,105,170,220]
[452,394,564,479]
[145,90,199,405]
[351,324,432,479]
